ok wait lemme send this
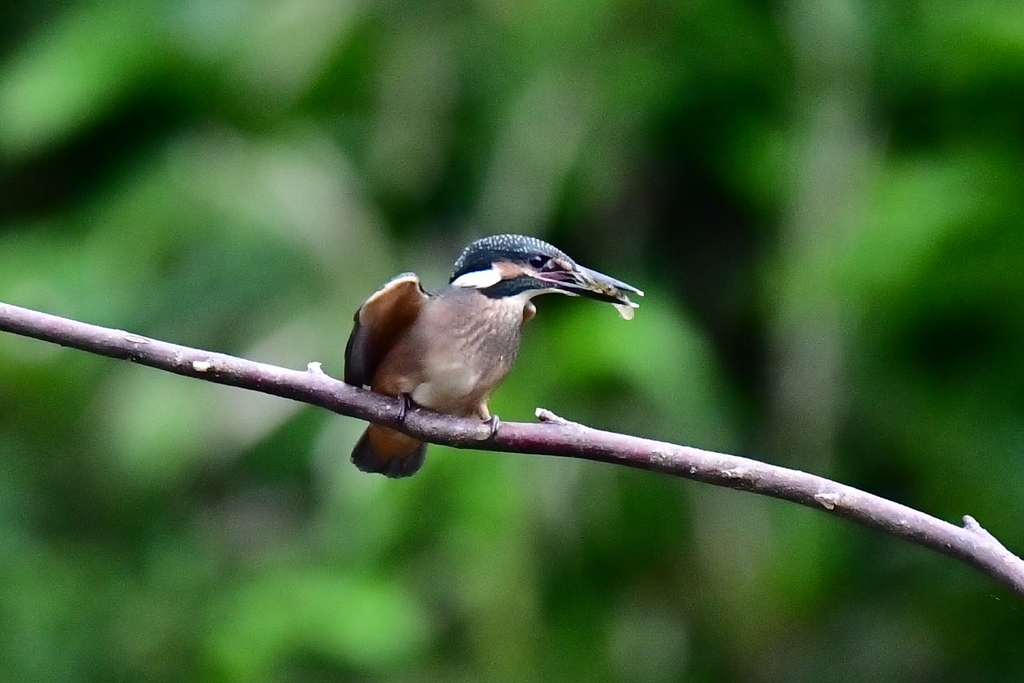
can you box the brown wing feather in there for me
[344,273,428,387]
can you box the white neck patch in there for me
[450,265,503,289]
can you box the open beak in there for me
[535,262,644,319]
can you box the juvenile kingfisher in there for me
[344,234,642,477]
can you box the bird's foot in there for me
[482,414,501,441]
[398,393,414,422]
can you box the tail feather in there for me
[351,424,426,478]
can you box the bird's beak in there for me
[534,262,644,318]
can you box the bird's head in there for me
[449,234,642,317]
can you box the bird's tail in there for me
[351,424,426,478]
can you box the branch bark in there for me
[1,299,1023,598]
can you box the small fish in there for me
[573,265,643,319]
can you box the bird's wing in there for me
[344,273,428,388]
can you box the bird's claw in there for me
[398,393,413,421]
[483,414,500,440]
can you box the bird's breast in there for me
[398,291,526,415]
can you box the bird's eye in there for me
[528,255,548,269]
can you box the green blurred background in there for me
[2,0,1024,681]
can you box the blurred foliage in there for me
[1,0,1024,680]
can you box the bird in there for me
[343,234,642,477]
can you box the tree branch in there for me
[2,299,1023,598]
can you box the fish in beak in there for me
[534,261,644,320]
